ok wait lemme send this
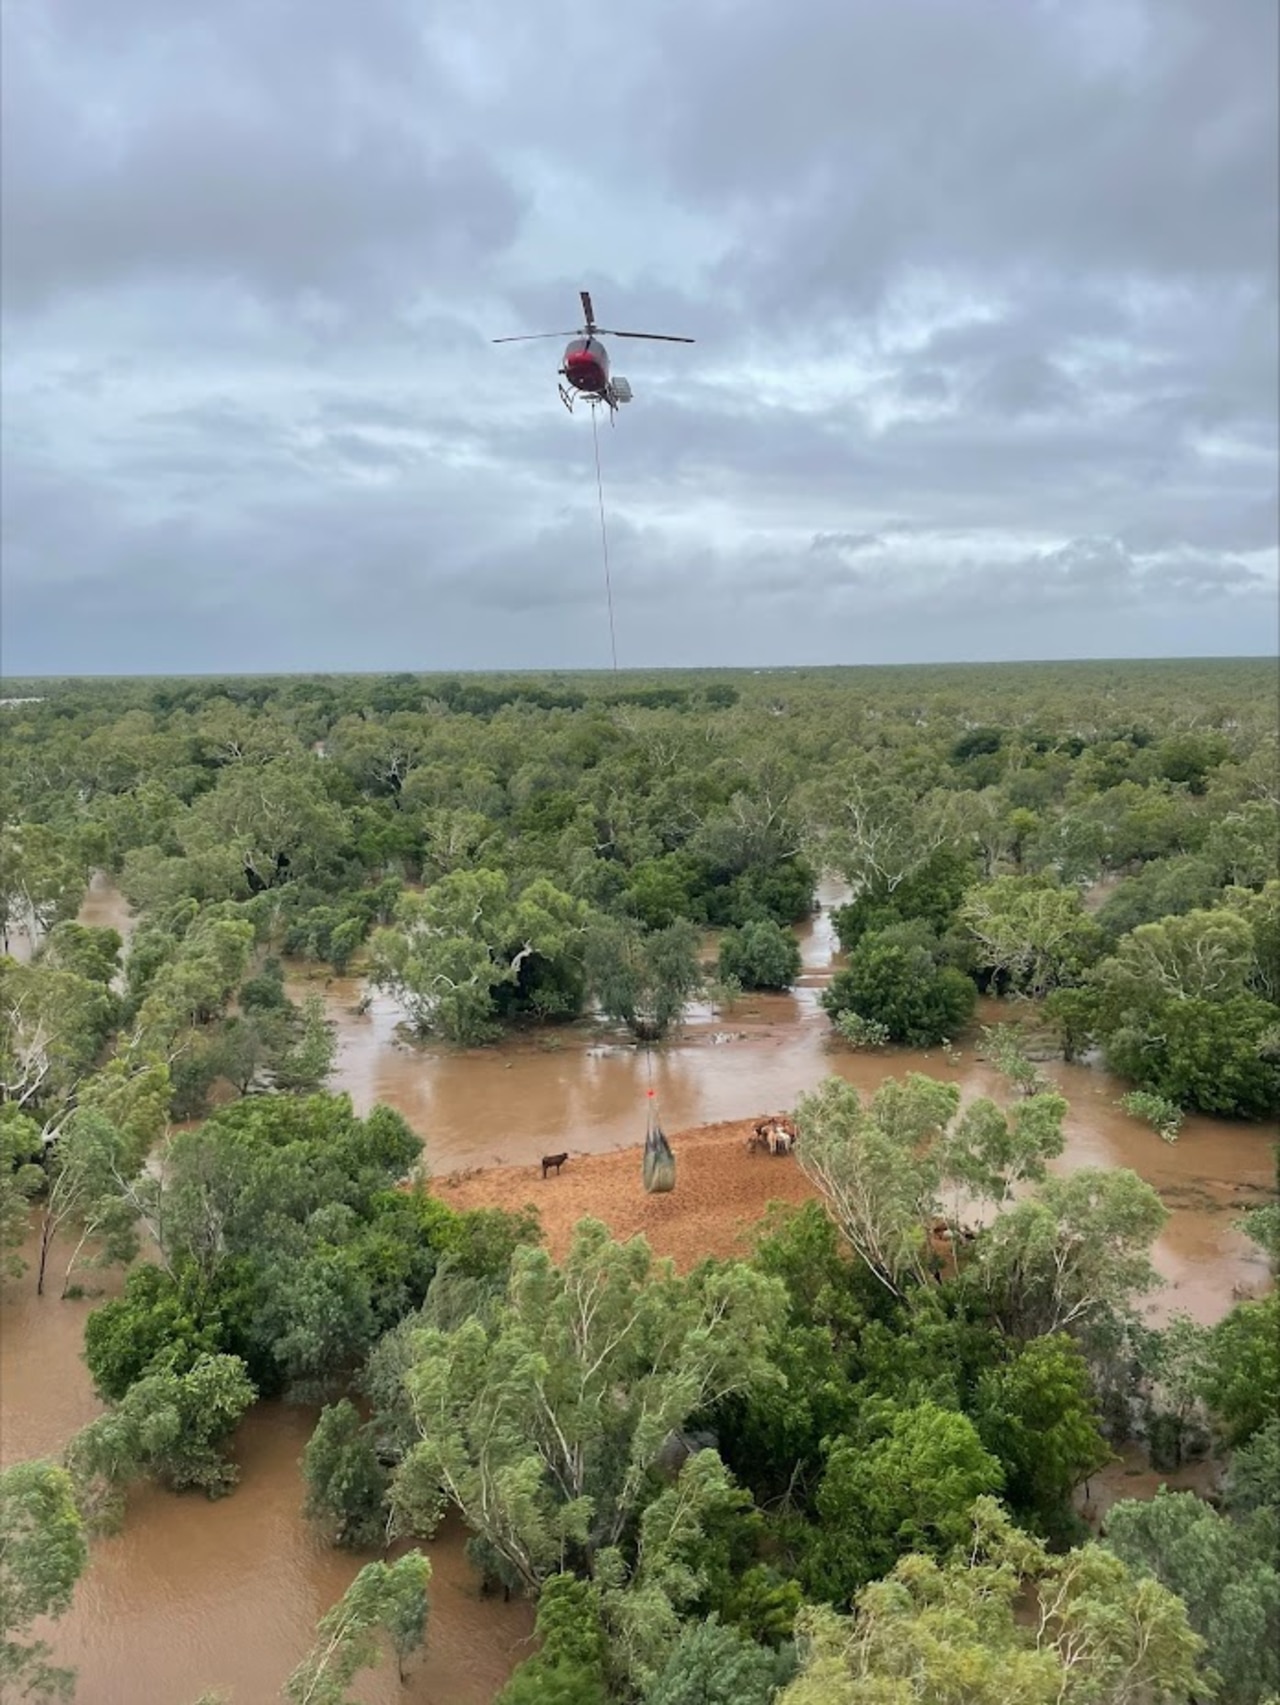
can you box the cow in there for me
[541,1152,569,1178]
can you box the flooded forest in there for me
[2,659,1277,1705]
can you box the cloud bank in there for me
[2,0,1276,673]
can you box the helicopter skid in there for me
[558,381,618,421]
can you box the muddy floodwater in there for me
[2,875,1274,1704]
[284,878,1275,1325]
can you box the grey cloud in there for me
[1,0,1276,674]
[1,4,524,315]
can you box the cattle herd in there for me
[746,1116,797,1157]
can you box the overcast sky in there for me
[2,0,1277,676]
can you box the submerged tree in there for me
[283,1551,431,1700]
[584,916,704,1042]
[370,869,589,1043]
[0,1459,89,1703]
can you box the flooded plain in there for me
[2,874,1274,1703]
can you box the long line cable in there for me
[590,403,619,673]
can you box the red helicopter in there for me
[492,289,694,420]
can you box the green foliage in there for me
[0,1112,43,1279]
[1200,1292,1280,1447]
[85,1095,432,1399]
[283,1550,431,1699]
[822,927,976,1047]
[644,1615,795,1705]
[960,873,1102,995]
[65,1353,257,1527]
[1225,1417,1280,1517]
[5,661,1270,1117]
[831,1009,891,1049]
[973,1334,1112,1538]
[1117,1088,1185,1143]
[793,1074,1067,1297]
[388,1219,787,1593]
[779,1497,1210,1705]
[302,1400,391,1550]
[1107,1487,1279,1705]
[978,1022,1052,1096]
[585,916,705,1041]
[0,1459,89,1703]
[371,869,590,1042]
[971,1166,1168,1339]
[41,921,122,985]
[84,1261,239,1400]
[1102,991,1280,1118]
[494,1573,611,1705]
[35,1104,155,1298]
[806,1402,1005,1603]
[717,918,803,991]
[0,822,86,956]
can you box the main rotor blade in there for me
[491,331,577,343]
[599,329,696,343]
[580,289,595,326]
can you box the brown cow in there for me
[541,1152,569,1178]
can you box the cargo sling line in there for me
[589,415,672,1189]
[591,405,619,674]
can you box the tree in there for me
[181,756,348,894]
[370,869,589,1043]
[973,1334,1112,1537]
[83,1261,237,1400]
[1116,1089,1184,1143]
[389,1220,787,1593]
[585,917,705,1042]
[1199,1292,1279,1448]
[0,1460,89,1703]
[778,1497,1208,1705]
[971,1167,1168,1339]
[41,921,123,987]
[302,1400,390,1550]
[978,1022,1053,1097]
[644,1615,792,1705]
[283,1551,431,1700]
[816,778,968,897]
[717,919,802,991]
[35,1109,149,1297]
[807,1401,1005,1603]
[960,874,1102,995]
[0,1112,43,1279]
[65,1353,257,1529]
[494,1573,610,1705]
[0,823,85,956]
[793,1074,1067,1297]
[1106,1488,1279,1705]
[1100,991,1280,1119]
[109,1095,426,1397]
[1224,1417,1280,1517]
[1099,907,1256,1005]
[0,959,118,1123]
[1142,1311,1213,1470]
[821,927,976,1047]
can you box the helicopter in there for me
[492,289,694,420]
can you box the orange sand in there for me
[433,1118,819,1269]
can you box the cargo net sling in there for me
[642,1087,675,1194]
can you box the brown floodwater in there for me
[2,875,1274,1704]
[1,1227,535,1705]
[284,877,1275,1325]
